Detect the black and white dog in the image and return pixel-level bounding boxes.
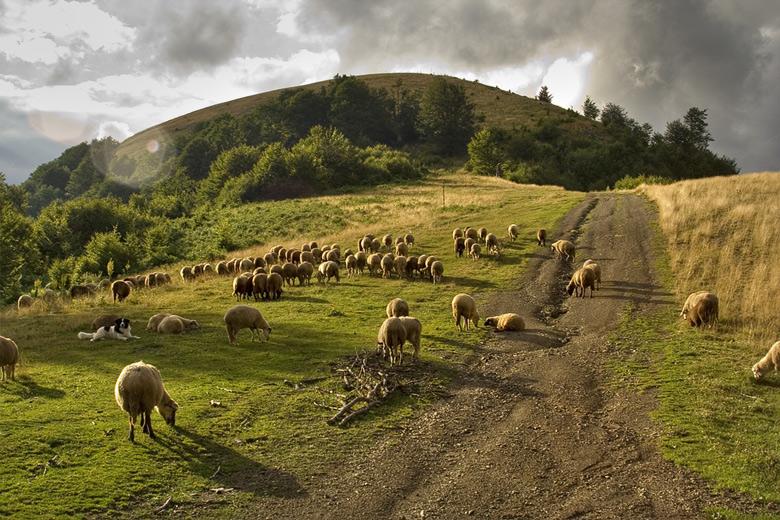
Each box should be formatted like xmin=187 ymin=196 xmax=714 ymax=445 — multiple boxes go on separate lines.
xmin=78 ymin=318 xmax=140 ymax=342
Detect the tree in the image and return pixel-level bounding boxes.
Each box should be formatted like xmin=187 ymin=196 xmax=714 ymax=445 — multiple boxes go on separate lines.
xmin=0 ymin=174 xmax=38 ymax=303
xmin=328 ymin=75 xmax=394 ymax=146
xmin=582 ymin=96 xmax=600 ymax=120
xmin=683 ymin=107 xmax=713 ymax=150
xmin=177 ymin=136 xmax=216 ymax=180
xmin=467 ymin=128 xmax=509 ymax=176
xmin=418 ymin=78 xmax=476 ymax=155
xmin=197 ymin=144 xmax=263 ymax=204
xmin=536 ymin=85 xmax=553 ymax=103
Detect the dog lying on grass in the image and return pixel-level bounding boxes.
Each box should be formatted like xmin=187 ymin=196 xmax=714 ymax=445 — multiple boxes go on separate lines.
xmin=78 ymin=318 xmax=140 ymax=342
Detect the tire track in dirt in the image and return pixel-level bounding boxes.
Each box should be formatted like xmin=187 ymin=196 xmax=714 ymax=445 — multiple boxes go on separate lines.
xmin=239 ymin=193 xmax=765 ymax=519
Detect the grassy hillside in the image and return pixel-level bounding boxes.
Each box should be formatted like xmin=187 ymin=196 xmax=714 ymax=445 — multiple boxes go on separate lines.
xmin=0 ymin=174 xmax=583 ymax=517
xmin=117 ymin=72 xmax=603 ymax=159
xmin=612 ymin=172 xmax=780 ymax=512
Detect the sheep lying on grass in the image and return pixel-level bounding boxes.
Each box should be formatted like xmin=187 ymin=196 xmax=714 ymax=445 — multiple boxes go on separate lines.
xmin=452 ymin=294 xmax=479 ymax=331
xmin=0 ymin=336 xmax=20 ymax=381
xmin=680 ymin=291 xmax=719 ymax=328
xmin=386 ymin=298 xmax=409 ymax=318
xmin=484 ymin=313 xmax=525 ymax=331
xmin=146 ymin=313 xmax=170 ymax=331
xmin=224 ymin=305 xmax=271 ymax=344
xmin=114 ymin=361 xmax=178 ymax=442
xmin=752 ymin=341 xmax=780 ymax=380
xmin=377 ymin=317 xmax=407 ymax=365
xmin=567 ymin=267 xmax=596 ymax=298
xmin=157 ymin=315 xmax=200 ymax=334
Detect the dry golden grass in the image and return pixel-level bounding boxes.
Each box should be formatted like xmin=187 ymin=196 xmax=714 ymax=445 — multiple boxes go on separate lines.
xmin=641 ymin=172 xmax=780 ymax=343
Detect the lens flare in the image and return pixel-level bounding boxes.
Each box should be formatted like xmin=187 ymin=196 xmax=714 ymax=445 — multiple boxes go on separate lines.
xmin=146 ymin=139 xmax=160 ymax=153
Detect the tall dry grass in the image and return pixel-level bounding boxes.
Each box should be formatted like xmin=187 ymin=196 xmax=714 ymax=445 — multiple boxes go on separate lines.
xmin=641 ymin=172 xmax=780 ymax=342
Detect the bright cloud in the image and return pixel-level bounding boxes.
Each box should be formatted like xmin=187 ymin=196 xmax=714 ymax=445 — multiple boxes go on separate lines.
xmin=540 ymin=51 xmax=594 ymax=108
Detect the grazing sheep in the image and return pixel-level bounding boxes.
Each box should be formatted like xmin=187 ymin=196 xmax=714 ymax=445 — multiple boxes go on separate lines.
xmin=360 ymin=236 xmax=372 ymax=252
xmin=484 ymin=313 xmax=525 ymax=331
xmin=216 ymin=261 xmax=228 ymax=275
xmin=485 ymin=233 xmax=500 ymax=256
xmin=478 ymin=227 xmax=488 ymax=240
xmin=405 ymin=255 xmax=418 ymax=279
xmin=551 ymin=239 xmax=575 ymax=261
xmin=224 ymin=305 xmax=271 ymax=344
xmin=254 ymin=257 xmax=266 ymax=269
xmin=417 ymin=254 xmax=429 ymax=272
xmin=0 ymin=336 xmax=20 ymax=381
xmin=566 ymin=268 xmax=596 ymax=298
xmin=263 ymin=253 xmax=275 ymax=266
xmin=386 ymin=298 xmax=410 ymax=318
xmin=70 ymin=284 xmax=94 ymax=299
xmin=370 ymin=238 xmax=382 ymax=253
xmin=282 ymin=262 xmax=299 ymax=286
xmin=464 ymin=237 xmax=476 ymax=253
xmin=267 ymin=272 xmax=284 ymax=300
xmin=453 ymin=228 xmax=464 ymax=240
xmin=582 ymin=260 xmax=602 ymax=289
xmin=325 ymin=249 xmax=340 ymax=264
xmin=112 ymin=281 xmax=131 ymax=303
xmin=425 ymin=255 xmax=438 ymax=270
xmin=309 ymin=241 xmax=319 ymax=250
xmin=465 ymin=227 xmax=479 ymax=240
xmin=192 ymin=264 xmax=204 ymax=277
xmin=470 ymin=243 xmax=482 ymax=260
xmin=252 ymin=273 xmax=268 ymax=300
xmin=452 ymin=294 xmax=479 ymax=332
xmin=114 ymin=361 xmax=178 ymax=442
xmin=277 ymin=249 xmax=288 ymax=264
xmin=239 ymin=258 xmax=253 ymax=272
xmin=508 ymin=224 xmax=519 ymax=241
xmin=157 ymin=315 xmax=200 ymax=334
xmin=394 ymin=256 xmax=408 ymax=278
xmin=680 ymin=291 xmax=719 ymax=328
xmin=396 ymin=242 xmax=409 ymax=257
xmin=232 ymin=276 xmax=250 ymax=301
xmin=270 ymin=264 xmax=283 ymax=276
xmin=252 ymin=267 xmax=266 ymax=276
xmin=179 ymin=266 xmax=194 ymax=282
xmin=343 ymin=248 xmax=354 ymax=258
xmin=346 ymin=255 xmax=358 ymax=277
xmin=143 ymin=313 xmax=170 ymax=331
xmin=380 ymin=254 xmax=395 ymax=278
xmin=290 ymin=250 xmax=302 ymax=264
xmin=301 ymin=243 xmax=311 ymax=252
xmin=398 ymin=317 xmax=422 ymax=361
xmin=297 ymin=261 xmax=315 ymax=286
xmin=382 ymin=234 xmax=393 ymax=250
xmin=537 ymin=229 xmax=547 ymax=246
xmin=355 ymin=251 xmax=367 ymax=275
xmin=301 ymin=251 xmax=315 ymax=264
xmin=454 ymin=237 xmax=466 ymax=257
xmin=752 ymin=341 xmax=780 ymax=380
xmin=404 ymin=233 xmax=414 ymax=246
xmin=318 ymin=261 xmax=340 ymax=284
xmin=310 ymin=248 xmax=322 ymax=263
xmin=367 ymin=253 xmax=382 ymax=276
xmin=377 ymin=317 xmax=407 ymax=365
xmin=430 ymin=260 xmax=444 ymax=284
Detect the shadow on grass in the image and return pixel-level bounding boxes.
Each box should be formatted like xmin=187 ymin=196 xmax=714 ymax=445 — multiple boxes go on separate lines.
xmin=446 ymin=276 xmax=498 ymax=288
xmin=8 ymin=378 xmax=67 ymax=399
xmin=155 ymin=427 xmax=306 ymax=498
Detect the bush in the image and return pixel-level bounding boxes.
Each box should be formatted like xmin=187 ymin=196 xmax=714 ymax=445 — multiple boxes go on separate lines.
xmin=75 ymin=229 xmax=139 ymax=278
xmin=614 ymin=174 xmax=673 ymax=190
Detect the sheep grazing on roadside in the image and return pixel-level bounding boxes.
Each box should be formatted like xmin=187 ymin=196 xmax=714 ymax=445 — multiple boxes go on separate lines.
xmin=508 ymin=224 xmax=519 ymax=241
xmin=582 ymin=260 xmax=602 ymax=289
xmin=381 ymin=254 xmax=395 ymax=279
xmin=485 ymin=233 xmax=500 ymax=256
xmin=180 ymin=266 xmax=194 ymax=282
xmin=252 ymin=273 xmax=268 ymax=300
xmin=465 ymin=227 xmax=479 ymax=240
xmin=367 ymin=253 xmax=382 ymax=276
xmin=452 ymin=294 xmax=479 ymax=331
xmin=111 ymin=281 xmax=131 ymax=303
xmin=478 ymin=227 xmax=488 ymax=240
xmin=386 ymin=297 xmax=410 ymax=318
xmin=382 ymin=234 xmax=393 ymax=250
xmin=394 ymin=256 xmax=408 ymax=278
xmin=680 ymin=291 xmax=719 ymax=328
xmin=537 ymin=229 xmax=547 ymax=247
xmin=752 ymin=341 xmax=780 ymax=380
xmin=404 ymin=233 xmax=414 ymax=246
xmin=70 ymin=284 xmax=94 ymax=299
xmin=157 ymin=315 xmax=200 ymax=334
xmin=232 ymin=276 xmax=251 ymax=301
xmin=430 ymin=260 xmax=444 ymax=284
xmin=452 ymin=228 xmax=464 ymax=240
xmin=266 ymin=272 xmax=284 ymax=300
xmin=114 ymin=361 xmax=178 ymax=442
xmin=551 ymin=239 xmax=575 ymax=261
xmin=454 ymin=237 xmax=466 ymax=257
xmin=317 ymin=261 xmax=341 ymax=284
xmin=396 ymin=242 xmax=409 ymax=257
xmin=484 ymin=313 xmax=525 ymax=331
xmin=297 ymin=261 xmax=314 ymax=285
xmin=567 ymin=267 xmax=596 ymax=298
xmin=470 ymin=243 xmax=482 ymax=260
xmin=377 ymin=317 xmax=407 ymax=365
xmin=216 ymin=261 xmax=228 ymax=275
xmin=0 ymin=336 xmax=20 ymax=381
xmin=355 ymin=252 xmax=367 ymax=275
xmin=281 ymin=262 xmax=299 ymax=286
xmin=224 ymin=305 xmax=271 ymax=344
xmin=399 ymin=317 xmax=422 ymax=361
xmin=146 ymin=313 xmax=171 ymax=331
xmin=345 ymin=255 xmax=358 ymax=277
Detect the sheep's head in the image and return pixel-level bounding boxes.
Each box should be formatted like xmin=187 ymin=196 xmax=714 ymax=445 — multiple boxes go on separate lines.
xmin=752 ymin=363 xmax=764 ymax=380
xmin=158 ymin=397 xmax=178 ymax=426
xmin=566 ymin=280 xmax=576 ymax=296
xmin=471 ymin=311 xmax=480 ymax=326
xmin=484 ymin=317 xmax=497 ymax=327
xmin=187 ymin=320 xmax=200 ymax=331
xmin=261 ymin=327 xmax=271 ymax=341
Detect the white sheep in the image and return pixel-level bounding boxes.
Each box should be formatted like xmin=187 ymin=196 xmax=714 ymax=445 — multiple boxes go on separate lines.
xmin=386 ymin=298 xmax=410 ymax=318
xmin=377 ymin=317 xmax=407 ymax=365
xmin=452 ymin=294 xmax=479 ymax=331
xmin=0 ymin=335 xmax=20 ymax=381
xmin=224 ymin=305 xmax=271 ymax=344
xmin=753 ymin=341 xmax=780 ymax=380
xmin=114 ymin=361 xmax=178 ymax=442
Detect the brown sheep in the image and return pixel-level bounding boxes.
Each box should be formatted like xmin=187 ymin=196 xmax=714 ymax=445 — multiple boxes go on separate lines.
xmin=270 ymin=264 xmax=284 ymax=276
xmin=281 ymin=262 xmax=299 ymax=286
xmin=317 ymin=261 xmax=340 ymax=284
xmin=582 ymin=260 xmax=602 ymax=290
xmin=0 ymin=335 xmax=20 ymax=381
xmin=386 ymin=298 xmax=410 ymax=318
xmin=452 ymin=294 xmax=479 ymax=331
xmin=393 ymin=256 xmax=408 ymax=278
xmin=484 ymin=313 xmax=525 ymax=331
xmin=297 ymin=261 xmax=315 ymax=285
xmin=377 ymin=317 xmax=407 ymax=365
xmin=346 ymin=254 xmax=358 ymax=277
xmin=485 ymin=233 xmax=500 ymax=256
xmin=192 ymin=264 xmax=204 ymax=277
xmin=367 ymin=253 xmax=382 ymax=276
xmin=537 ymin=229 xmax=547 ymax=246
xmin=454 ymin=237 xmax=466 ymax=257
xmin=566 ymin=267 xmax=596 ymax=298
xmin=478 ymin=227 xmax=488 ymax=240
xmin=404 ymin=233 xmax=414 ymax=246
xmin=452 ymin=228 xmax=464 ymax=240
xmin=224 ymin=305 xmax=271 ymax=344
xmin=359 ymin=236 xmax=372 ymax=252
xmin=680 ymin=291 xmax=719 ymax=328
xmin=232 ymin=276 xmax=251 ymax=301
xmin=508 ymin=224 xmax=519 ymax=241
xmin=381 ymin=254 xmax=395 ymax=278
xmin=111 ymin=280 xmax=131 ymax=303
xmin=267 ymin=272 xmax=284 ymax=300
xmin=551 ymin=239 xmax=575 ymax=261
xmin=465 ymin=227 xmax=479 ymax=240
xmin=395 ymin=242 xmax=409 ymax=257
xmin=216 ymin=261 xmax=229 ymax=275
xmin=252 ymin=273 xmax=268 ymax=300
xmin=752 ymin=341 xmax=780 ymax=380
xmin=70 ymin=284 xmax=95 ymax=299
xmin=405 ymin=255 xmax=418 ymax=279
xmin=114 ymin=361 xmax=178 ymax=442
xmin=430 ymin=260 xmax=444 ymax=284
xmin=355 ymin=251 xmax=367 ymax=275
xmin=146 ymin=313 xmax=171 ymax=331
xmin=382 ymin=234 xmax=393 ymax=250
xmin=370 ymin=238 xmax=382 ymax=253
xmin=180 ymin=266 xmax=194 ymax=282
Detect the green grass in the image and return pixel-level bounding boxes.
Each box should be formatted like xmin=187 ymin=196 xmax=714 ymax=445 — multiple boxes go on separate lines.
xmin=608 ymin=207 xmax=780 ymax=516
xmin=0 ymin=173 xmax=583 ymax=517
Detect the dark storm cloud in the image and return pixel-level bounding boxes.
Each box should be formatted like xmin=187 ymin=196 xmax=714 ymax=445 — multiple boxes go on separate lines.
xmin=0 ymin=100 xmax=66 ymax=184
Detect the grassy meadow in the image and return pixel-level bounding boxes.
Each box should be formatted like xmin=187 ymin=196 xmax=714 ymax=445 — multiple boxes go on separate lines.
xmin=0 ymin=173 xmax=583 ymax=517
xmin=612 ymin=173 xmax=780 ymax=514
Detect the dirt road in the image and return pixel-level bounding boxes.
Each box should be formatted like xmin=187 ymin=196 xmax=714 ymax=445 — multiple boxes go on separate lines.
xmin=241 ymin=193 xmax=747 ymax=519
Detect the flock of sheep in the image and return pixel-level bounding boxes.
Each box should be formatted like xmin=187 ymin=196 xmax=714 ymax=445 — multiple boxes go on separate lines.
xmin=2 ymin=221 xmax=779 ymax=444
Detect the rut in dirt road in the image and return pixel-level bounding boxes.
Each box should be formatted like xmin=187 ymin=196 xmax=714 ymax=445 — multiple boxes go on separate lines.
xmin=242 ymin=193 xmax=753 ymax=520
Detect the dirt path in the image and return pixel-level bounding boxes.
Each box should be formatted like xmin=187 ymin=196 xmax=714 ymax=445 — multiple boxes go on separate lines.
xmin=240 ymin=193 xmax=747 ymax=519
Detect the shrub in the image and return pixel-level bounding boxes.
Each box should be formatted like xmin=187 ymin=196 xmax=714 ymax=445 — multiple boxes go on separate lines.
xmin=614 ymin=174 xmax=673 ymax=190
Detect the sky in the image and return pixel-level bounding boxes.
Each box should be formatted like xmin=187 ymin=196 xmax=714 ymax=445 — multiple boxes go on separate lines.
xmin=0 ymin=0 xmax=779 ymax=183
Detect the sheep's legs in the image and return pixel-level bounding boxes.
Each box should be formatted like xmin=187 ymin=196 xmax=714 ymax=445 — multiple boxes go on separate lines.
xmin=145 ymin=411 xmax=156 ymax=439
xmin=128 ymin=415 xmax=136 ymax=442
